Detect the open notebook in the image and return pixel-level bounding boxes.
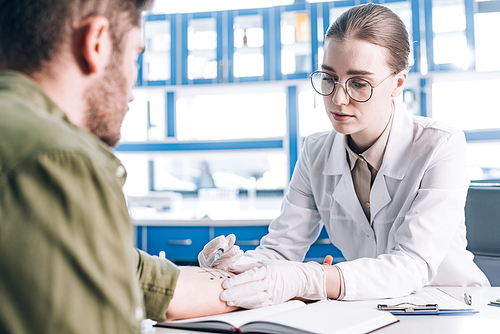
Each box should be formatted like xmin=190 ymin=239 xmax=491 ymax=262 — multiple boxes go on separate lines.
xmin=156 ymin=299 xmax=398 ymax=334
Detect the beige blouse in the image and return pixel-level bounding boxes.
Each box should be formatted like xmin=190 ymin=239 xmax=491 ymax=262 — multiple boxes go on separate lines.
xmin=345 ymin=111 xmax=394 ymax=221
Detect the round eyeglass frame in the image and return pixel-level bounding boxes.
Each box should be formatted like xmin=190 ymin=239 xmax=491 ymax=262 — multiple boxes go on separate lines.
xmin=309 ymin=70 xmax=395 ymax=103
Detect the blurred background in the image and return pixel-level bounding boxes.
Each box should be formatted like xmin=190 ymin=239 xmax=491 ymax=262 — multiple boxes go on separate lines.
xmin=115 ymin=0 xmax=500 ymax=263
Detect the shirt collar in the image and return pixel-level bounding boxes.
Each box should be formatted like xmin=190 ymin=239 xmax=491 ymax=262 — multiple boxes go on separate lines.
xmin=0 ymin=70 xmax=69 ymax=122
xmin=345 ymin=106 xmax=394 ymax=172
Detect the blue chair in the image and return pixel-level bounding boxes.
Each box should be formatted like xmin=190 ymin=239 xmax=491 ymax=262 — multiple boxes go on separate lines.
xmin=465 ymin=184 xmax=500 ymax=286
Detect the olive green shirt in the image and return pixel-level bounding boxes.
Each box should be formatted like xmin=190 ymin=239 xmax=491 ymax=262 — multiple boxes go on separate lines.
xmin=0 ymin=70 xmax=179 ymax=333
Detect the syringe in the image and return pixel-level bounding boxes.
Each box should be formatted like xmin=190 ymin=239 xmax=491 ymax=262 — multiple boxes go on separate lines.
xmin=210 ymin=247 xmax=225 ymax=267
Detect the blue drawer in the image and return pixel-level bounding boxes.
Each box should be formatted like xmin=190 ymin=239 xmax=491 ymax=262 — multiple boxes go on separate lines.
xmin=144 ymin=226 xmax=210 ymax=262
xmin=214 ymin=226 xmax=345 ymax=263
xmin=214 ymin=226 xmax=269 ymax=252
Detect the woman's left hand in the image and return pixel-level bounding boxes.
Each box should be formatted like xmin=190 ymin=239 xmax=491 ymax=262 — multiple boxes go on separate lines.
xmin=220 ymin=260 xmax=327 ymax=309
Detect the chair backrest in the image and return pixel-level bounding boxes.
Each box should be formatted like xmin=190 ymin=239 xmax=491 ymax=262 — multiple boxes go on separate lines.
xmin=465 ymin=184 xmax=500 ymax=286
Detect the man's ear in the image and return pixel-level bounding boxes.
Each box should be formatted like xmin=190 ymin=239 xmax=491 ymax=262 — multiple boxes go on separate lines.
xmin=391 ymin=70 xmax=408 ymax=98
xmin=79 ymin=16 xmax=112 ymax=75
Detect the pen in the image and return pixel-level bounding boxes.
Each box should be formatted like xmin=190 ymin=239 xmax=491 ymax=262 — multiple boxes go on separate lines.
xmin=488 ymin=300 xmax=500 ymax=307
xmin=464 ymin=293 xmax=472 ymax=305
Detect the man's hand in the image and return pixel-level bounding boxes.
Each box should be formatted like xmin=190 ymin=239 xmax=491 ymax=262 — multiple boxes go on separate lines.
xmin=220 ymin=260 xmax=327 ymax=309
xmin=198 ymin=234 xmax=243 ymax=271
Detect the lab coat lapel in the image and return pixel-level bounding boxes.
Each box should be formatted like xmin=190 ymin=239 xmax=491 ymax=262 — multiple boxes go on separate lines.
xmin=379 ymin=107 xmax=413 ymax=180
xmin=370 ymin=174 xmax=391 ymax=223
xmin=325 ymin=133 xmax=374 ymax=238
xmin=370 ymin=108 xmax=414 ymax=220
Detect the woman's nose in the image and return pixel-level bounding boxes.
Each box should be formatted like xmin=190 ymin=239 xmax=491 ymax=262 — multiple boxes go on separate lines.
xmin=332 ymin=83 xmax=349 ymax=105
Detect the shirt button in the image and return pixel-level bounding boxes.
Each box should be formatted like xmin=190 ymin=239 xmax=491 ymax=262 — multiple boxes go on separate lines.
xmin=365 ymin=202 xmax=370 ymax=208
xmin=116 ymin=165 xmax=126 ymax=178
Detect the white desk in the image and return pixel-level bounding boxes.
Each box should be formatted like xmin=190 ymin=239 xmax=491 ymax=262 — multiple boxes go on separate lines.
xmin=145 ymin=287 xmax=500 ymax=334
xmin=375 ymin=287 xmax=500 ymax=333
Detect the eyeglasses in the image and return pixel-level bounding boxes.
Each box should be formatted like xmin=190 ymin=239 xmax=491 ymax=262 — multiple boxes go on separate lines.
xmin=310 ymin=71 xmax=395 ymax=103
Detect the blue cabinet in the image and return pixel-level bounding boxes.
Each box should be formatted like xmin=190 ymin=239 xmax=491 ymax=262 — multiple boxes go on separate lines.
xmin=181 ymin=12 xmax=221 ymax=84
xmin=228 ymin=9 xmax=272 ymax=83
xmin=180 ymin=9 xmax=273 ymax=85
xmin=214 ymin=225 xmax=270 ymax=252
xmin=143 ymin=226 xmax=211 ymax=264
xmin=140 ymin=14 xmax=177 ymax=86
xmin=138 ymin=1 xmax=418 ymax=87
xmin=138 ymin=2 xmax=328 ymax=87
xmin=275 ymin=3 xmax=318 ymax=80
xmin=136 ymin=224 xmax=345 ymax=265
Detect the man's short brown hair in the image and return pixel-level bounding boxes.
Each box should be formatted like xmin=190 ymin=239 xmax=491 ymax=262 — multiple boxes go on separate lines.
xmin=0 ymin=0 xmax=154 ymax=74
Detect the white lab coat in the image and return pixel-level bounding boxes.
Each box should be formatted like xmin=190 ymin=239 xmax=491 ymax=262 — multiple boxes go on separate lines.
xmin=245 ymin=107 xmax=490 ymax=300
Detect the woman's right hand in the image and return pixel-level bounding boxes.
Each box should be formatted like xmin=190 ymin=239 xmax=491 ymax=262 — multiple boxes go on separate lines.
xmin=198 ymin=234 xmax=243 ymax=271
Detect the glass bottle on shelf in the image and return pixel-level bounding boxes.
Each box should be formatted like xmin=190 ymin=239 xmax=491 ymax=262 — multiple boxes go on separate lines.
xmin=280 ymin=9 xmax=312 ymax=78
xmin=233 ymin=14 xmax=265 ymax=79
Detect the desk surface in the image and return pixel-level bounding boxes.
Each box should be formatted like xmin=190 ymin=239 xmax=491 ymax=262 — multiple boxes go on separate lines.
xmin=143 ymin=287 xmax=500 ymax=334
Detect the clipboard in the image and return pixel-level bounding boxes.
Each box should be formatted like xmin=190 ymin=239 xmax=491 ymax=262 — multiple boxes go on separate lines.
xmin=375 ymin=288 xmax=479 ymax=315
xmin=377 ymin=302 xmax=478 ymax=315
xmin=378 ymin=303 xmax=438 ymax=313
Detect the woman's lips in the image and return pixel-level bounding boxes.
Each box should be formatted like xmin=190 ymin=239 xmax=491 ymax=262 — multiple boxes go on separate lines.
xmin=331 ymin=111 xmax=354 ymax=122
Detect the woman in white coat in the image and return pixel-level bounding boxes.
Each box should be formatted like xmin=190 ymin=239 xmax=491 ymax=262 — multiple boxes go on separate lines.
xmin=198 ymin=3 xmax=490 ymax=308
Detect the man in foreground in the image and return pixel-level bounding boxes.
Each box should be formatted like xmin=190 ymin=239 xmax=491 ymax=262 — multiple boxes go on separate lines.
xmin=0 ymin=1 xmax=235 ymax=333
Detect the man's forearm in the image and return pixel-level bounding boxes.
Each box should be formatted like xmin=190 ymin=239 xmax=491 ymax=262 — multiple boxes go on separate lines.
xmin=166 ymin=266 xmax=238 ymax=321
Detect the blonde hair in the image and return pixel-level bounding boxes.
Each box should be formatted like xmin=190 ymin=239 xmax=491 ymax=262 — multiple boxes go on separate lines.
xmin=326 ymin=3 xmax=410 ymax=73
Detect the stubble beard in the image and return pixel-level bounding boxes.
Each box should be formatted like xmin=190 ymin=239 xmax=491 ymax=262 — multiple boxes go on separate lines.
xmin=83 ymin=51 xmax=129 ymax=147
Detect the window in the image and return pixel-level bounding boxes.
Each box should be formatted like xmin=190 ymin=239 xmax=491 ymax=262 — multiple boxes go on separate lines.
xmin=431 ymin=78 xmax=500 ymax=131
xmin=121 ymin=88 xmax=166 ymax=142
xmin=467 ymin=141 xmax=500 ymax=180
xmin=117 ymin=151 xmax=286 ymax=219
xmin=474 ymin=11 xmax=500 ymax=72
xmin=431 ymin=0 xmax=470 ymax=69
xmin=175 ymin=85 xmax=287 ymax=141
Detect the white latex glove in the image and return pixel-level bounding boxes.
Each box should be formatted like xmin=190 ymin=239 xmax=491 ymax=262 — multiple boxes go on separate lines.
xmin=220 ymin=260 xmax=327 ymax=309
xmin=198 ymin=234 xmax=243 ymax=270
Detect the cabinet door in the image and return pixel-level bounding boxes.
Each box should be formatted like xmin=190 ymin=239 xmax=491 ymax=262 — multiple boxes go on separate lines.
xmin=214 ymin=226 xmax=269 ymax=252
xmin=229 ymin=8 xmax=271 ymax=83
xmin=140 ymin=14 xmax=176 ymax=86
xmin=182 ymin=12 xmax=221 ymax=84
xmin=144 ymin=226 xmax=210 ymax=263
xmin=276 ymin=3 xmax=317 ymax=80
